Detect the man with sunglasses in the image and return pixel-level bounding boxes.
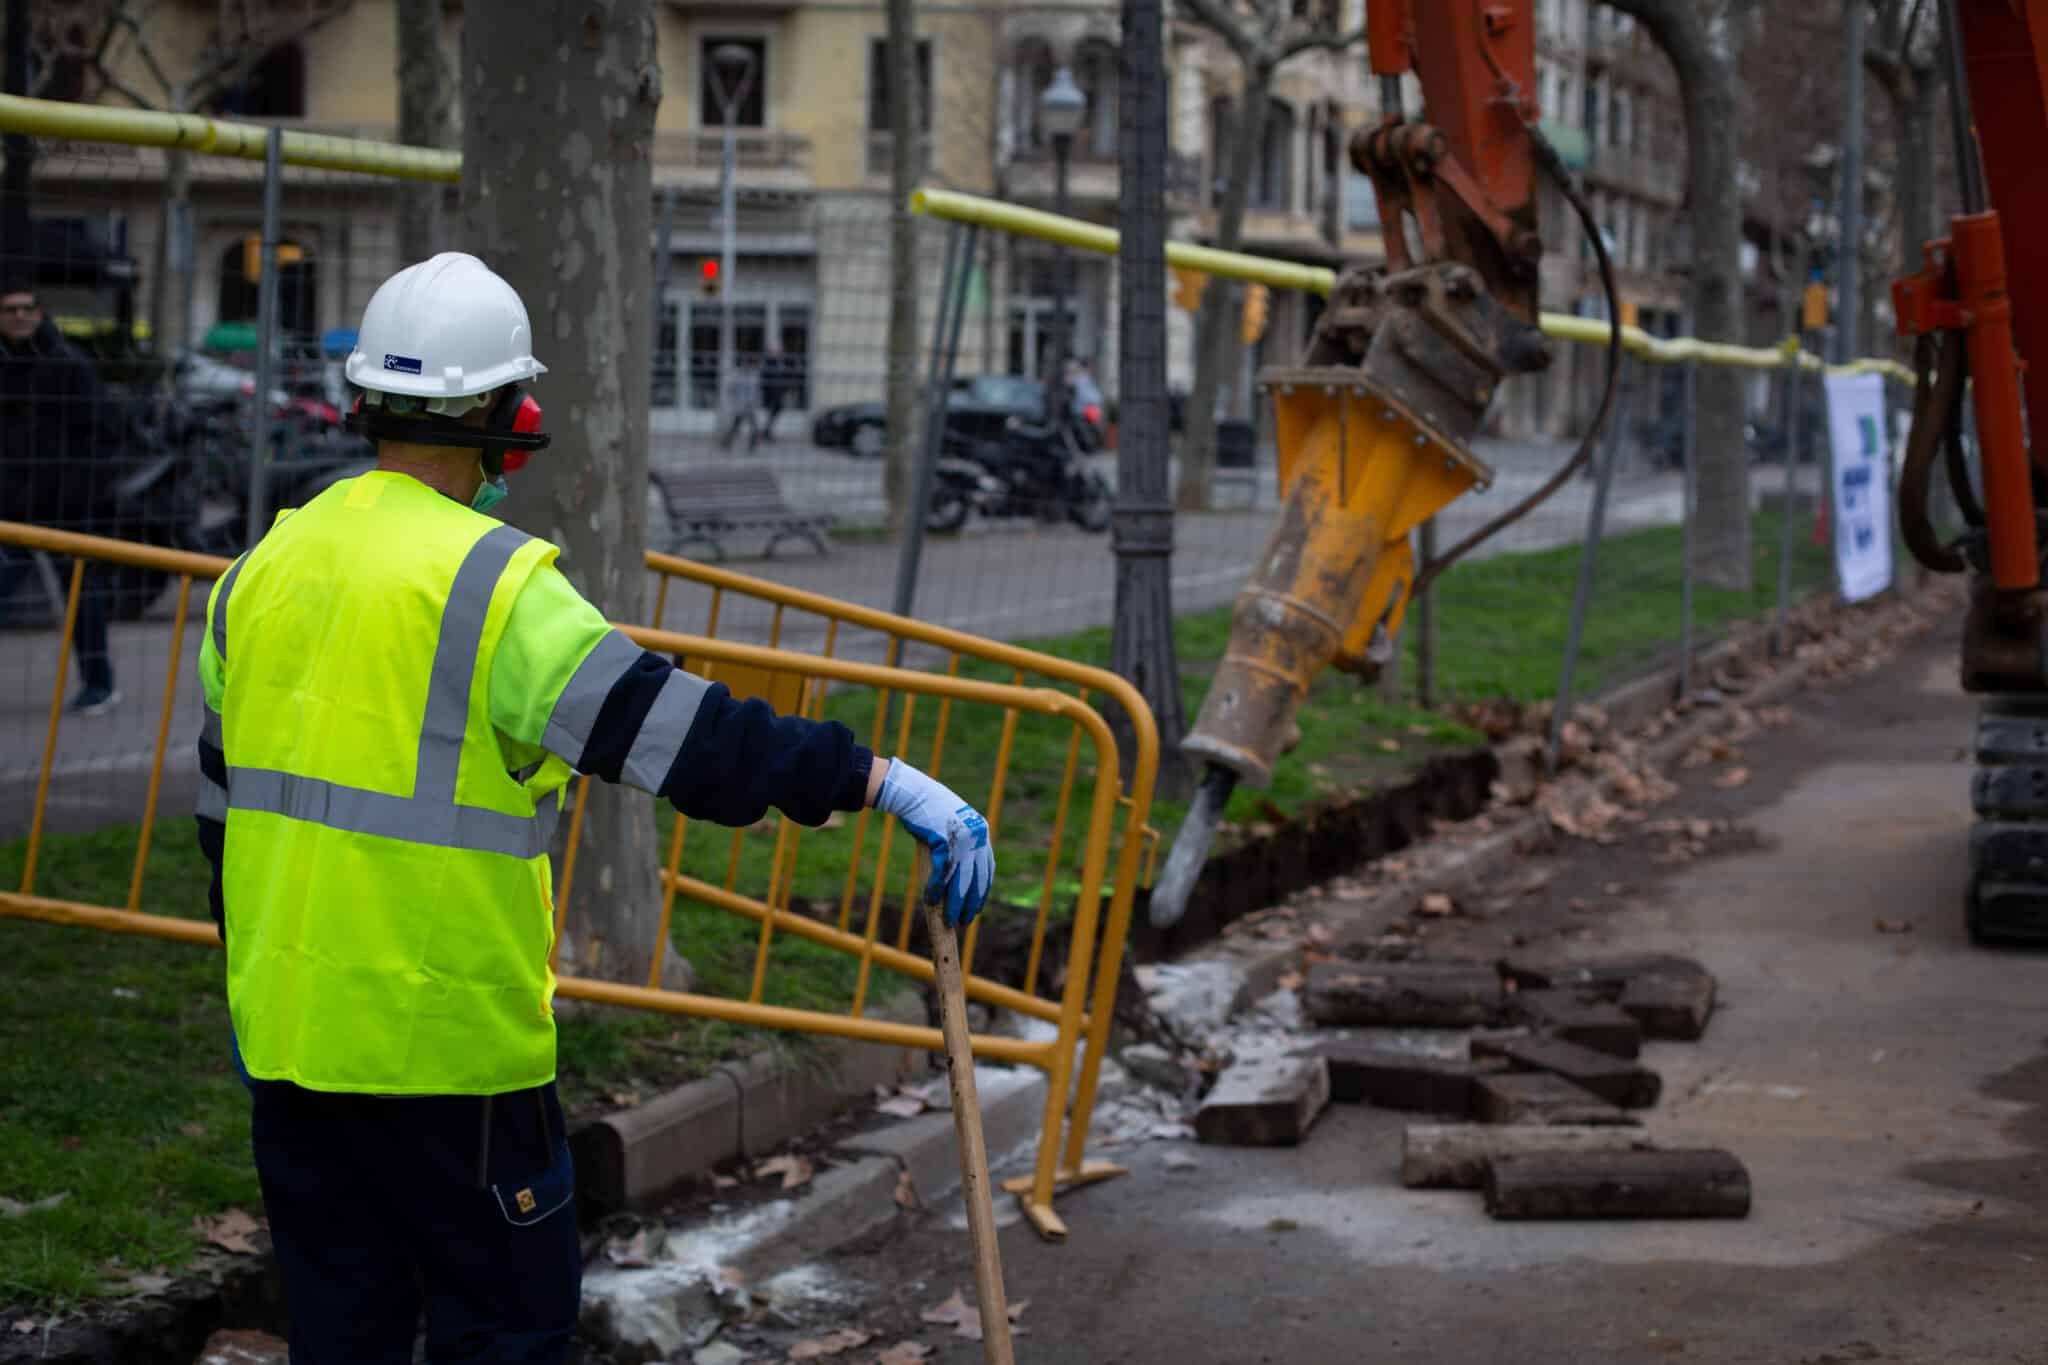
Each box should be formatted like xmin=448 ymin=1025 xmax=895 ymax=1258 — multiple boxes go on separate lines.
xmin=193 ymin=253 xmax=995 ymax=1362
xmin=0 ymin=279 xmax=119 ymax=712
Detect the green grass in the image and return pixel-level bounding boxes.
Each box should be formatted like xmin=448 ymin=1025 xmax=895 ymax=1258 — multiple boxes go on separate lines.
xmin=0 ymin=510 xmax=1833 ymax=1310
xmin=1419 ymin=508 xmax=1834 ymax=703
xmin=0 ymin=831 xmax=259 ymax=1311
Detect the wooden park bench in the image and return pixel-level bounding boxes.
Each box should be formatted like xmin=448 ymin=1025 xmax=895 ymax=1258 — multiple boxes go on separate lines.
xmin=648 ymin=463 xmax=833 ymax=562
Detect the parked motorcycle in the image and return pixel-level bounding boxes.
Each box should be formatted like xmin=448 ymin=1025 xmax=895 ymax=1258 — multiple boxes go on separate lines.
xmin=925 ymin=417 xmax=1112 ymax=534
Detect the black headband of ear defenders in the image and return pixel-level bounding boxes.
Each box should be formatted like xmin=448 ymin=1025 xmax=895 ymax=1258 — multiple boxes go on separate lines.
xmin=345 ymin=384 xmax=552 ymax=478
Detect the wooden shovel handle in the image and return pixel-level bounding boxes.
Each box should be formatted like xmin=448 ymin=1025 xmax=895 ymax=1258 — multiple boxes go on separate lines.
xmin=921 ymin=865 xmax=1016 ymax=1364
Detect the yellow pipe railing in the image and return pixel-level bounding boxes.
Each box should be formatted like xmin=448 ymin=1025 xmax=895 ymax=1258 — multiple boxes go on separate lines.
xmin=911 ymin=186 xmax=1917 ymax=383
xmin=0 ymin=93 xmax=459 ymax=182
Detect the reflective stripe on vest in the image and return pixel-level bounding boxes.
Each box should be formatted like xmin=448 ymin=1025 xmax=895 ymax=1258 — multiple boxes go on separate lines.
xmin=217 ymin=523 xmax=561 ymax=857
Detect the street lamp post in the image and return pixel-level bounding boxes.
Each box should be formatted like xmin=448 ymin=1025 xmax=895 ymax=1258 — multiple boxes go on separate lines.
xmin=1038 ymin=66 xmax=1086 ymax=431
xmin=708 ymin=44 xmax=758 ymax=435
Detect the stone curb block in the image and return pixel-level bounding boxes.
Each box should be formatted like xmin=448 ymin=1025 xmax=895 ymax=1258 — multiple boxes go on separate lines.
xmin=841 ymin=1065 xmax=1051 ymax=1210
xmin=730 ymin=1155 xmax=904 ymax=1282
xmin=571 ymin=992 xmax=927 ymax=1213
xmin=1169 ymin=583 xmax=1948 ymax=1007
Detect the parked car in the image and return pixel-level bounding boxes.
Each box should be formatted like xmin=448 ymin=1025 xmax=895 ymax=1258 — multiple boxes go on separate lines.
xmin=812 ymin=374 xmax=1104 ymax=456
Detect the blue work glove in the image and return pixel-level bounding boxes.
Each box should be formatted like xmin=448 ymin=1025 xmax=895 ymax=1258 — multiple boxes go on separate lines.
xmin=874 ymin=758 xmax=995 ymax=930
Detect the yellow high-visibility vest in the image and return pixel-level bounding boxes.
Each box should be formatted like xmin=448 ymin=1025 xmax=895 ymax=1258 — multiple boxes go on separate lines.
xmin=205 ymin=472 xmax=577 ymax=1095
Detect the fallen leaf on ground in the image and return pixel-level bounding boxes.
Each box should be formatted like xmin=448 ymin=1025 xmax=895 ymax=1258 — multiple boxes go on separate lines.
xmin=893 ymin=1170 xmax=917 ymax=1210
xmin=11 ymin=1320 xmax=37 ymax=1336
xmin=605 ymin=1090 xmax=642 ymax=1109
xmin=1303 ymin=923 xmax=1334 ymax=948
xmin=1377 ymin=738 xmax=1401 ymax=752
xmin=196 ymin=1208 xmax=262 ymax=1255
xmin=0 ymin=1193 xmax=68 ymax=1218
xmin=712 ymin=1174 xmax=738 ymax=1190
xmin=180 ymin=1122 xmax=208 ymax=1139
xmin=755 ymin=1154 xmax=815 ymax=1191
xmin=59 ymin=1136 xmax=82 ymax=1151
xmin=1874 ymin=918 xmax=1915 ymax=935
xmin=1275 ymin=970 xmax=1304 ymax=992
xmin=1417 ymin=892 xmax=1454 ymax=917
xmin=875 ymin=1095 xmax=925 ymax=1119
xmin=604 ymin=1228 xmax=655 ymax=1268
xmin=789 ymin=1328 xmax=873 ymax=1359
xmin=122 ymin=1271 xmax=175 ymax=1296
xmin=873 ymin=1344 xmax=934 ymax=1364
xmin=1712 ymin=766 xmax=1752 ymax=789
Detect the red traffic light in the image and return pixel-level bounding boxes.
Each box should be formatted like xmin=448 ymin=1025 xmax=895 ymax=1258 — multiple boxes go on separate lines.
xmin=699 ymin=259 xmax=720 ymax=281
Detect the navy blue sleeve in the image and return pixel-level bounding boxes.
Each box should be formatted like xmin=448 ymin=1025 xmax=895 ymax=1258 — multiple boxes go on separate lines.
xmin=196 ymin=730 xmax=227 ymax=943
xmin=660 ymin=680 xmax=875 ymax=828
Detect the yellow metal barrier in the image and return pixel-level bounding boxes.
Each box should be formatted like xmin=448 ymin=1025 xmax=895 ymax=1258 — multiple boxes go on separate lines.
xmin=0 ymin=93 xmax=458 ymax=182
xmin=911 ymin=186 xmax=1916 ymax=383
xmin=0 ymin=521 xmax=1158 ymax=1241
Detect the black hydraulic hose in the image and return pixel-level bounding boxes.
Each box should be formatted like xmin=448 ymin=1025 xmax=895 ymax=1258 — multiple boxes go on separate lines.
xmin=1899 ymin=331 xmax=1971 ymax=573
xmin=1409 ymin=120 xmax=1624 ymax=600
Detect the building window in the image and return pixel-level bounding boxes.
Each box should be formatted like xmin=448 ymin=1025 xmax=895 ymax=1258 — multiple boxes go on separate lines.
xmin=1345 ymin=169 xmax=1380 ymax=232
xmin=1254 ymin=99 xmax=1295 ymax=210
xmin=867 ymin=38 xmax=932 ymax=133
xmin=205 ymin=42 xmax=306 ymax=119
xmin=700 ymin=36 xmax=767 ymax=127
xmin=1075 ymin=39 xmax=1119 ymax=158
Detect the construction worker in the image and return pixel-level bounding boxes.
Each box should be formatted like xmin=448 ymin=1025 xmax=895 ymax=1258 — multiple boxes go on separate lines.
xmin=193 ymin=252 xmax=994 ymax=1363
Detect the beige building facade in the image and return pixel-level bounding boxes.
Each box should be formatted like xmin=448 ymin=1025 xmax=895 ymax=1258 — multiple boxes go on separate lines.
xmin=24 ymin=0 xmax=1680 ymax=442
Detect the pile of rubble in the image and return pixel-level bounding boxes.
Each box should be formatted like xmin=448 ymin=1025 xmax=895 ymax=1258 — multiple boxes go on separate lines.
xmin=1183 ymin=952 xmax=1753 ymax=1220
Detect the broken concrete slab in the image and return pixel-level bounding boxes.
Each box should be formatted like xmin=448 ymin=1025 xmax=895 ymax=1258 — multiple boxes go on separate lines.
xmin=579 ymin=1260 xmax=723 ymax=1363
xmin=1120 ymin=1042 xmax=1194 ymax=1096
xmin=1195 ymin=1053 xmax=1332 ymax=1146
xmin=195 ymin=1331 xmax=289 ymax=1365
xmin=1619 ymin=967 xmax=1717 ymax=1040
xmin=1497 ymin=953 xmax=1703 ymax=1000
xmin=843 ymin=1065 xmax=1047 ymax=1210
xmin=1506 ymin=989 xmax=1643 ymax=1059
xmin=1400 ymin=1123 xmax=1657 ymax=1189
xmin=1471 ymin=1071 xmax=1622 ymax=1125
xmin=1303 ymin=961 xmax=1503 ymax=1028
xmin=1134 ymin=959 xmax=1245 ymax=1044
xmin=1469 ymin=1034 xmax=1662 ymax=1109
xmin=1483 ymin=1148 xmax=1752 ymax=1220
xmin=1309 ymin=1041 xmax=1508 ymax=1115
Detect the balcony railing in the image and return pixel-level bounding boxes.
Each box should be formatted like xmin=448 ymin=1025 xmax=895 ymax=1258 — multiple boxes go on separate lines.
xmin=653 ymin=129 xmax=812 ymax=175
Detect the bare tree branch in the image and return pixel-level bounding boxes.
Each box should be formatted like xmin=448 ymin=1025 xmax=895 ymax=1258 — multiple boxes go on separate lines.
xmin=1176 ymin=0 xmax=1257 ymax=61
xmin=188 ymin=0 xmax=351 ymax=106
xmin=112 ymin=11 xmax=179 ymax=106
xmin=1275 ymin=20 xmax=1363 ymax=63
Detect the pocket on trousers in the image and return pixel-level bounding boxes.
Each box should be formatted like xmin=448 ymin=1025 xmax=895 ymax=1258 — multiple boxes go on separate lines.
xmin=490 ymin=1138 xmax=574 ymax=1228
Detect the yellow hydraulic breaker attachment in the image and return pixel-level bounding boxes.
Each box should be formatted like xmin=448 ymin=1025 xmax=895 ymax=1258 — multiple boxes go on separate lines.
xmin=1185 ymin=370 xmax=1490 ymax=789
xmin=1148 ymin=260 xmax=1549 ymax=932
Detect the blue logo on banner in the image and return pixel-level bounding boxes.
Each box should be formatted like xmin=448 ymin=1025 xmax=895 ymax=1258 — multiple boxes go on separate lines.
xmin=383 ymin=354 xmax=423 ymax=375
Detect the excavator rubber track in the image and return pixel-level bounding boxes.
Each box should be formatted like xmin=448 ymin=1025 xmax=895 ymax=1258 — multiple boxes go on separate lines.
xmin=1967 ymin=696 xmax=2048 ymax=944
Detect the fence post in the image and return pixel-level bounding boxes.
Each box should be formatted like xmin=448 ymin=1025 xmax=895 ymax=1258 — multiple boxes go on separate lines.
xmin=891 ymin=220 xmax=977 ymax=619
xmin=246 ymin=127 xmax=283 ymax=548
xmin=1677 ymin=355 xmax=1698 ymax=697
xmin=1415 ymin=517 xmax=1437 ymax=708
xmin=1547 ymin=356 xmax=1634 ymax=776
xmin=1773 ymin=338 xmax=1806 ymax=656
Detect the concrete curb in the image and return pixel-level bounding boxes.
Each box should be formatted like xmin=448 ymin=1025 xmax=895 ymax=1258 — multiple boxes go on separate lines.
xmin=841 ymin=1064 xmax=1051 ymax=1209
xmin=570 ymin=991 xmax=928 ymax=1213
xmin=1179 ymin=582 xmax=1954 ymax=1010
xmin=578 ymin=1062 xmax=1052 ymax=1359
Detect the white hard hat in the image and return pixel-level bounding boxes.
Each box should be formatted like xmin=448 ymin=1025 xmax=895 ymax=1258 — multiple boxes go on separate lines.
xmin=344 ymin=252 xmax=546 ymax=400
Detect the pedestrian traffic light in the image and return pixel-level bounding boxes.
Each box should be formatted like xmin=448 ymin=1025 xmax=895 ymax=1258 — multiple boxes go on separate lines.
xmin=698 ymin=258 xmax=721 ymax=298
xmin=1240 ymin=282 xmax=1270 ymax=346
xmin=1171 ymin=266 xmax=1208 ymax=313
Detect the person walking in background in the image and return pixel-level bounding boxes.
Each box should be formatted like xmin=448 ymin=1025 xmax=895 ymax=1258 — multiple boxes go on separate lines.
xmin=0 ymin=278 xmax=119 ymax=714
xmin=722 ymin=355 xmax=763 ymax=452
xmin=760 ymin=340 xmax=790 ymax=443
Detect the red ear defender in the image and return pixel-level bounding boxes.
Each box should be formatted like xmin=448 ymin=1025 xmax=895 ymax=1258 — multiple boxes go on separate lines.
xmin=502 ymin=394 xmax=544 ymax=471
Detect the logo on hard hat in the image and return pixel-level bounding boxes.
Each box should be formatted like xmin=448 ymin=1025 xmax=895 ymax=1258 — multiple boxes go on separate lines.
xmin=382 ymin=354 xmax=423 ymax=375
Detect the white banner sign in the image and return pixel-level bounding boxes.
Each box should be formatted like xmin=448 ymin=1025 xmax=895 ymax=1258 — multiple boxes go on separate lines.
xmin=1822 ymin=371 xmax=1895 ymax=603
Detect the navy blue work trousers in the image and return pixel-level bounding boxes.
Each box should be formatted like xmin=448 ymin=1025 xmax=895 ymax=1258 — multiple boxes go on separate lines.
xmin=244 ymin=1070 xmax=583 ymax=1364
